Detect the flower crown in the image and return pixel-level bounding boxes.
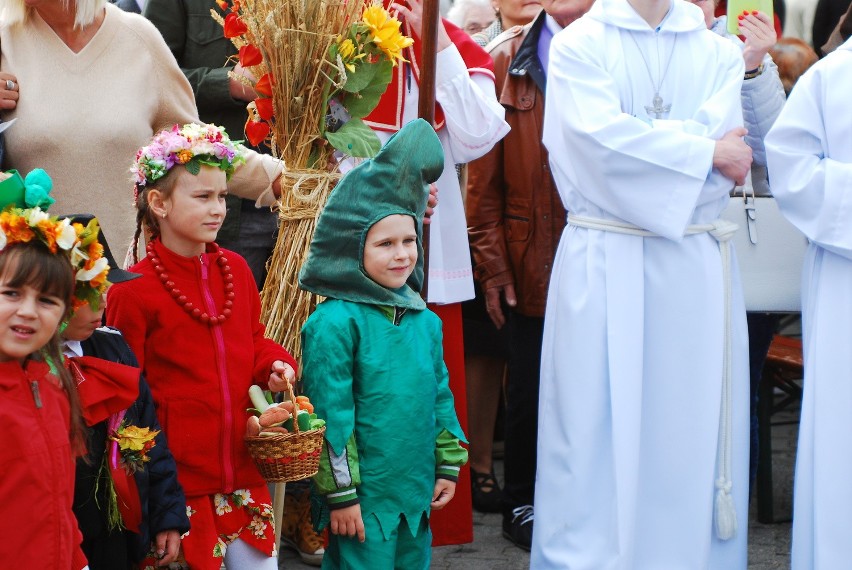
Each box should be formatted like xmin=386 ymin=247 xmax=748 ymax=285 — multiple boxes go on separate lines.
xmin=0 ymin=207 xmax=110 ymax=311
xmin=131 ymin=123 xmax=247 ymax=190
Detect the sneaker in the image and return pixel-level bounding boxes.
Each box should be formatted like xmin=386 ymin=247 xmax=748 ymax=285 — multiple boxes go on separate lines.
xmin=502 ymin=504 xmax=534 ymax=551
xmin=281 ymin=490 xmax=325 ymax=566
xmin=471 ymin=468 xmax=503 ymax=513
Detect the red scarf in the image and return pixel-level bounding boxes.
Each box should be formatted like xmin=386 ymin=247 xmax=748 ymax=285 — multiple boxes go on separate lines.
xmin=68 ymin=356 xmax=140 ymax=427
xmin=68 ymin=356 xmax=144 ymax=532
xmin=364 ymin=16 xmax=495 ymax=132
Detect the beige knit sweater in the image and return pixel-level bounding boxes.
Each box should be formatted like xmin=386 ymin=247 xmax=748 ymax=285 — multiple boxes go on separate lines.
xmin=0 ymin=3 xmax=281 ymax=255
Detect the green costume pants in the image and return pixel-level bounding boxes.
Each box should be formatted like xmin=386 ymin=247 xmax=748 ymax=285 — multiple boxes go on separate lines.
xmin=322 ymin=512 xmax=431 ymax=570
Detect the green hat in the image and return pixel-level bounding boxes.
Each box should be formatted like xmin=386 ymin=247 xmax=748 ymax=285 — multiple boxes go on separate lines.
xmin=0 ymin=169 xmax=54 ymax=211
xmin=299 ymin=119 xmax=444 ymax=309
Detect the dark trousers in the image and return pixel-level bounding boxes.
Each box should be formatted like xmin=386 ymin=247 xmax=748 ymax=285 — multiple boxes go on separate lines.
xmin=502 ymin=311 xmax=544 ymax=517
xmin=747 ymin=312 xmax=780 ymax=493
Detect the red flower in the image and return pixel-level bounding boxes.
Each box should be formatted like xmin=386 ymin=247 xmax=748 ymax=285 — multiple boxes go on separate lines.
xmin=239 ymin=44 xmax=263 ymax=67
xmin=255 ymin=97 xmax=274 ymax=120
xmin=254 ymin=73 xmax=275 ymax=97
xmin=215 ymin=0 xmax=229 ymax=10
xmin=245 ymin=120 xmax=270 ymax=146
xmin=223 ymin=13 xmax=248 ymax=38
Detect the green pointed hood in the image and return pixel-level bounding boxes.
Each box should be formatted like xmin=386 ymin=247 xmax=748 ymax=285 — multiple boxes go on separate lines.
xmin=299 ymin=119 xmax=444 ymax=309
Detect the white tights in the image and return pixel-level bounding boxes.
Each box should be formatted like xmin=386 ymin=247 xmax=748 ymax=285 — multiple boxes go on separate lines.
xmin=223 ymin=538 xmax=278 ymax=570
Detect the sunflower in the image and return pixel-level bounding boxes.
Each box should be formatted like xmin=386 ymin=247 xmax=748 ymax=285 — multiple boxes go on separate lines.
xmin=361 ymin=4 xmax=414 ymax=65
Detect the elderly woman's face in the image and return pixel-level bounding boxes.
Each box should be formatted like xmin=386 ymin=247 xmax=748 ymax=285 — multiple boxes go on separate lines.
xmin=463 ymin=3 xmax=497 ymax=34
xmin=493 ymin=0 xmax=542 ymax=27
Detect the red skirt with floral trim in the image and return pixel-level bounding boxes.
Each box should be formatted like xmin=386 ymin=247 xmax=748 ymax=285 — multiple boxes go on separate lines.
xmin=164 ymin=485 xmax=276 ymax=570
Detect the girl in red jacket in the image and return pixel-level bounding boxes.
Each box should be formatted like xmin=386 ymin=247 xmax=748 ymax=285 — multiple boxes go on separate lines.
xmin=0 ymin=209 xmax=90 ymax=570
xmin=106 ymin=124 xmax=297 ymax=570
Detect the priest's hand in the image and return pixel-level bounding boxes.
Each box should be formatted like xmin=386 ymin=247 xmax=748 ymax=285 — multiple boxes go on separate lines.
xmin=738 ymin=11 xmax=777 ymax=72
xmin=391 ymin=0 xmax=452 ymax=51
xmin=153 ymin=529 xmax=180 ymax=567
xmin=713 ymin=127 xmax=752 ymax=186
xmin=268 ymin=360 xmax=296 ymax=392
xmin=431 ymin=478 xmax=457 ymax=510
xmin=485 ymin=283 xmax=517 ymax=330
xmin=330 ymin=504 xmax=366 ymax=542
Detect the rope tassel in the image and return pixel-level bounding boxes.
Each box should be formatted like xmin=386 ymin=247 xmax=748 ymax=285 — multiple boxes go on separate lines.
xmin=715 ymin=478 xmax=737 ymax=540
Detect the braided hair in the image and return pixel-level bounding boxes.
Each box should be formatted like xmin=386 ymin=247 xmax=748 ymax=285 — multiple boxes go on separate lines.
xmin=130 ymin=167 xmax=181 ymax=265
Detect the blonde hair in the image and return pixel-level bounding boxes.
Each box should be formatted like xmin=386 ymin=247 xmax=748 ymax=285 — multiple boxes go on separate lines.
xmin=0 ymin=0 xmax=107 ymax=29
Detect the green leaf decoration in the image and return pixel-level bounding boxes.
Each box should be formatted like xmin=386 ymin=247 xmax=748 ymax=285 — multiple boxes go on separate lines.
xmin=325 ymin=118 xmax=381 ymax=158
xmin=341 ymin=58 xmax=381 ymax=93
xmin=184 ymin=159 xmax=201 ymax=176
xmin=343 ymin=60 xmax=393 ymax=119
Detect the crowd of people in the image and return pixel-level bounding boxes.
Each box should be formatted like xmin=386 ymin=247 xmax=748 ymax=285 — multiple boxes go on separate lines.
xmin=1 ymin=0 xmax=851 ymax=568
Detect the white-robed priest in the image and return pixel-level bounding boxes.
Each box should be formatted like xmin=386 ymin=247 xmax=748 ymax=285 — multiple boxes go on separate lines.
xmin=765 ymin=37 xmax=852 ymax=570
xmin=532 ymin=0 xmax=754 ymax=567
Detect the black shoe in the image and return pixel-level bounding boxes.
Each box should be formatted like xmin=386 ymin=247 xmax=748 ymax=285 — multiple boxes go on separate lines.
xmin=471 ymin=468 xmax=503 ymax=513
xmin=502 ymin=505 xmax=534 ymax=551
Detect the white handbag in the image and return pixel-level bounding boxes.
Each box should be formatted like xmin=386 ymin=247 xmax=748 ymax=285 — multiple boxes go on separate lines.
xmin=721 ymin=171 xmax=808 ymax=312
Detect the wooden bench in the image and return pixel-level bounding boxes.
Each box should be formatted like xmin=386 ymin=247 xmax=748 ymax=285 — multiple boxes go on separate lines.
xmin=756 ymin=334 xmax=804 ymax=523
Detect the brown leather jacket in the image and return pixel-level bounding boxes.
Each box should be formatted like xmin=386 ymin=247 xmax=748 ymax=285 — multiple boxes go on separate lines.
xmin=466 ymin=13 xmax=565 ymax=318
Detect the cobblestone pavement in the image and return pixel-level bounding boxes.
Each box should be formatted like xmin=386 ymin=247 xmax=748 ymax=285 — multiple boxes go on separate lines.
xmin=281 ymin=403 xmax=800 ymax=570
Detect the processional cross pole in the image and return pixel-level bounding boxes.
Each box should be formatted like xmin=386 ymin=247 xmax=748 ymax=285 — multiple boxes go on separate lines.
xmin=417 ymin=0 xmax=439 ymax=299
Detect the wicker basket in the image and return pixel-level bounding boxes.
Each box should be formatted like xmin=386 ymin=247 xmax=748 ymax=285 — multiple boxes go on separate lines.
xmin=245 ymin=387 xmax=325 ymax=482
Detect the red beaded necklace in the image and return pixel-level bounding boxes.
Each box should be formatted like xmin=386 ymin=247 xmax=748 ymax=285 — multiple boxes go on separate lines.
xmin=147 ymin=241 xmax=235 ymax=326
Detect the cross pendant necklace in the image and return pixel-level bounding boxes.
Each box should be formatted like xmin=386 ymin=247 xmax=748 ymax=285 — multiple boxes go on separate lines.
xmin=646 ymin=94 xmax=671 ymax=119
xmin=627 ymin=31 xmax=678 ymax=119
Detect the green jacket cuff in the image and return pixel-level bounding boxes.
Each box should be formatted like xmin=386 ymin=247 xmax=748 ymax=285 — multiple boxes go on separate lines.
xmin=435 ymin=429 xmax=468 ymax=481
xmin=326 ymin=486 xmax=360 ymax=510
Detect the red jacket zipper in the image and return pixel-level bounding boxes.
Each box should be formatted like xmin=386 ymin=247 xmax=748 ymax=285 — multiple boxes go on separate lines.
xmin=26 ymin=371 xmax=61 ymax=561
xmin=199 ymin=254 xmax=235 ymax=492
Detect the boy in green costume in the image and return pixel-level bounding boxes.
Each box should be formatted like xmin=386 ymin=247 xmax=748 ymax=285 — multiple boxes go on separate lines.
xmin=299 ymin=119 xmax=468 ymax=569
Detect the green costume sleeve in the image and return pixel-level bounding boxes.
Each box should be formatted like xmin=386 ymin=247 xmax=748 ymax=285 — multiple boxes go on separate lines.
xmin=301 ymin=302 xmax=360 ymax=465
xmin=314 ymin=433 xmax=361 ymax=510
xmin=435 ymin=429 xmax=468 ymax=482
xmin=431 ymin=312 xmax=468 ymax=444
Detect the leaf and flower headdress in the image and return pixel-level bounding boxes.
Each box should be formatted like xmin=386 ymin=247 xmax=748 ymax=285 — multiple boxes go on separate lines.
xmin=0 ymin=206 xmax=111 ymax=311
xmin=131 ymin=123 xmax=247 ymax=191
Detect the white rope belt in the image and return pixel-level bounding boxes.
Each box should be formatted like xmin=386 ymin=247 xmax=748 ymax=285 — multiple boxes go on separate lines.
xmin=568 ymin=213 xmax=739 ymax=541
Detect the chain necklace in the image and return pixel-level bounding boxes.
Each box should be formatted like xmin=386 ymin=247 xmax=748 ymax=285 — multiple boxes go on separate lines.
xmin=627 ymin=31 xmax=678 ymax=119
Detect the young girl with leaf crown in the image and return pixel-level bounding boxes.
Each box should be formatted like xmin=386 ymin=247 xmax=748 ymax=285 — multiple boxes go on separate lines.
xmin=0 ymin=206 xmax=90 ymax=569
xmin=106 ymin=123 xmax=298 ymax=570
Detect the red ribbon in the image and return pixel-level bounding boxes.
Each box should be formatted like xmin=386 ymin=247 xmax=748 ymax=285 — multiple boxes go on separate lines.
xmin=108 ymin=411 xmax=143 ymax=534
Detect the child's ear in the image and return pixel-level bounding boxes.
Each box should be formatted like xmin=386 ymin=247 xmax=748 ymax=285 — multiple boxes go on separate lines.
xmin=147 ymin=188 xmax=168 ymax=218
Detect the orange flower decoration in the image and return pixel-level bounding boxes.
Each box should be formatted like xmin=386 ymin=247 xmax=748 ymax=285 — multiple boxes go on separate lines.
xmin=36 ymin=219 xmax=60 ymax=253
xmin=254 ymin=73 xmax=275 ymax=97
xmin=239 ymin=44 xmax=263 ymax=67
xmin=223 ymin=13 xmax=248 ymax=38
xmin=255 ymin=97 xmax=274 ymax=121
